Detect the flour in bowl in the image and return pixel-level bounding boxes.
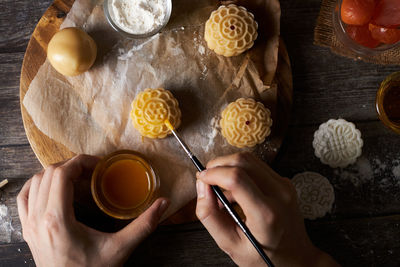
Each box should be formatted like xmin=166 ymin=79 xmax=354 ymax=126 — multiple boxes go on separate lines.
xmin=111 ymin=0 xmax=167 ymax=34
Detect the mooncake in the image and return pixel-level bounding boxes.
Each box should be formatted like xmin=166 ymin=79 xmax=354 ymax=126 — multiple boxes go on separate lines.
xmin=204 ymin=4 xmax=258 ymax=57
xmin=131 ymin=88 xmax=181 ymax=138
xmin=313 ymin=119 xmax=363 ymax=168
xmin=47 ymin=27 xmax=97 ymax=76
xmin=220 ymin=98 xmax=272 ymax=148
xmin=291 ymin=172 xmax=335 ymax=220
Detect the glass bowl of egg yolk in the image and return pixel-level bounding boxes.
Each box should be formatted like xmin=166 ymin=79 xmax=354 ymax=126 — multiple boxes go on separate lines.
xmin=333 ymin=0 xmax=400 ymax=55
xmin=91 ymin=150 xmax=160 ymax=219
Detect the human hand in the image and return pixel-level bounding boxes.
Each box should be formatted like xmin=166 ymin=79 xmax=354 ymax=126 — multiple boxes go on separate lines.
xmin=17 ymin=154 xmax=169 ymax=267
xmin=196 ymin=153 xmax=339 ymax=267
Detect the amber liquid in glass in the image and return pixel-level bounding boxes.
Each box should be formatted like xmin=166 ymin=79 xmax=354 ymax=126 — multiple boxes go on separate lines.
xmin=101 ymin=159 xmax=151 ymax=209
xmin=383 ymin=83 xmax=400 ymax=125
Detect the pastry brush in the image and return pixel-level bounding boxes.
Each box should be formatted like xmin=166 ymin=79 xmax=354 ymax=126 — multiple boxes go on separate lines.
xmin=164 ymin=119 xmax=274 ymax=267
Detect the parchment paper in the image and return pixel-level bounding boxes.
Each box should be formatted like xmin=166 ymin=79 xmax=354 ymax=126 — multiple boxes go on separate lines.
xmin=23 ymin=0 xmax=281 ymax=218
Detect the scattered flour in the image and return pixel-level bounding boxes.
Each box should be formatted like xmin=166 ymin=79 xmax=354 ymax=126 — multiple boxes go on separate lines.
xmin=193 ymin=33 xmax=209 ymax=80
xmin=0 ymin=204 xmax=14 ymax=243
xmin=333 ymin=157 xmax=373 ymax=187
xmin=334 ymin=169 xmax=362 ymax=187
xmin=0 ymin=206 xmax=7 ymax=217
xmin=172 ymin=26 xmax=185 ymax=33
xmin=333 ymin=157 xmax=400 ymax=188
xmin=356 ymin=157 xmax=374 ymax=181
xmin=373 ymin=158 xmax=387 ymax=174
xmin=198 ymin=45 xmax=205 ymax=55
xmin=200 ymin=65 xmax=207 ymax=79
xmin=392 ymin=165 xmax=400 ymax=179
xmin=118 ymin=33 xmax=160 ymax=60
xmin=111 ymin=0 xmax=167 ymax=34
xmin=204 ymin=117 xmax=219 ymax=152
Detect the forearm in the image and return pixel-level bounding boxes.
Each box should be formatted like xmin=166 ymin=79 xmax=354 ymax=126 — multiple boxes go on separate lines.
xmin=312 ymin=248 xmax=341 ymax=267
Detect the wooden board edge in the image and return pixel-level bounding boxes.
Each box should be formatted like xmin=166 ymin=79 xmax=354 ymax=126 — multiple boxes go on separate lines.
xmin=19 ymin=0 xmax=75 ymax=167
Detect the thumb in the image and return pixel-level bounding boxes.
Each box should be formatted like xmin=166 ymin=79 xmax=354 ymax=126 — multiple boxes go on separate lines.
xmin=112 ymin=198 xmax=169 ymax=250
xmin=195 ymin=180 xmax=240 ymax=250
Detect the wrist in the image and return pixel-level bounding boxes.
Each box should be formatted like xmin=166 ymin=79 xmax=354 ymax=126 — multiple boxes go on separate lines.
xmin=269 ymin=244 xmax=331 ymax=267
xmin=304 ymin=246 xmax=340 ymax=267
xmin=313 ymin=248 xmax=340 ymax=267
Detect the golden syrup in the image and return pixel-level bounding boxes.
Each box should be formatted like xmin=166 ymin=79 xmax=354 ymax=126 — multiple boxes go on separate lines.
xmin=101 ymin=159 xmax=150 ymax=209
xmin=376 ymin=72 xmax=400 ymax=134
xmin=91 ymin=150 xmax=159 ymax=219
xmin=382 ymin=84 xmax=400 ymax=124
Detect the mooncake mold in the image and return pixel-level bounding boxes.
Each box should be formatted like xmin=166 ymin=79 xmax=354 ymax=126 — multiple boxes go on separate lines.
xmin=131 ymin=88 xmax=181 ymax=138
xmin=291 ymin=172 xmax=335 ymax=220
xmin=313 ymin=119 xmax=363 ymax=168
xmin=220 ymin=98 xmax=272 ymax=148
xmin=204 ymin=4 xmax=258 ymax=57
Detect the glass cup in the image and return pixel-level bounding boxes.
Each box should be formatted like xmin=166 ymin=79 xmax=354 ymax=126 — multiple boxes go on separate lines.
xmin=103 ymin=0 xmax=172 ymax=38
xmin=376 ymin=72 xmax=400 ymax=134
xmin=91 ymin=150 xmax=160 ymax=219
xmin=333 ymin=0 xmax=400 ymax=56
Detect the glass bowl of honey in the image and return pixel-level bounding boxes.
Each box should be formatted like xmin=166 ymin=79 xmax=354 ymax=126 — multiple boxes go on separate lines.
xmin=91 ymin=150 xmax=160 ymax=219
xmin=376 ymin=71 xmax=400 ymax=135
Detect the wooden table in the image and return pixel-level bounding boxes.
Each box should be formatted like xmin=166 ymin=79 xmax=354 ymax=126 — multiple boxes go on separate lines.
xmin=0 ymin=0 xmax=399 ymax=266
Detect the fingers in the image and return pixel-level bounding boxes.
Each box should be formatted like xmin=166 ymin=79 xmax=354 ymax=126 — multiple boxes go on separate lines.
xmin=207 ymin=152 xmax=279 ymax=180
xmin=206 ymin=152 xmax=256 ymax=169
xmin=197 ymin=166 xmax=267 ymax=217
xmin=206 ymin=152 xmax=284 ymax=197
xmin=217 ymin=190 xmax=235 ymax=209
xmin=19 ymin=154 xmax=99 ymax=223
xmin=47 ymin=155 xmax=100 ymax=216
xmin=195 ymin=180 xmax=241 ymax=251
xmin=36 ymin=163 xmax=63 ymax=214
xmin=27 ymin=173 xmax=43 ymax=218
xmin=112 ymin=198 xmax=169 ymax=251
xmin=17 ymin=179 xmax=32 ymax=226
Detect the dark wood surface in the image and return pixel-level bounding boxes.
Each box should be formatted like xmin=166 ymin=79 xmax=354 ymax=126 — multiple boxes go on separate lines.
xmin=0 ymin=0 xmax=399 ymax=266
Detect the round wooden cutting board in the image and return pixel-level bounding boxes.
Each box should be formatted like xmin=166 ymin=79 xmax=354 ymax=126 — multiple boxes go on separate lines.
xmin=20 ymin=0 xmax=293 ymax=224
